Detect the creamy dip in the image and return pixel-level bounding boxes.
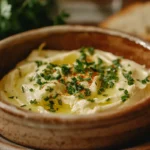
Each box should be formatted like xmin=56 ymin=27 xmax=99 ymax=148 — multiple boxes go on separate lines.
xmin=0 ymin=47 xmax=150 ymax=114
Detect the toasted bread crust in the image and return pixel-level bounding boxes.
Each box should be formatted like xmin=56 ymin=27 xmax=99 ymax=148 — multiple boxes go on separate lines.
xmin=99 ymin=2 xmax=150 ymax=41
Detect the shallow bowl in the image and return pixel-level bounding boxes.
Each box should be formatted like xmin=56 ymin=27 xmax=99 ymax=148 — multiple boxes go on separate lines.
xmin=0 ymin=26 xmax=150 ymax=149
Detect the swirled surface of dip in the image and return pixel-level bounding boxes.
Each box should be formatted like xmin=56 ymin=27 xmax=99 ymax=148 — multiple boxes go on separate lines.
xmin=0 ymin=47 xmax=150 ymax=114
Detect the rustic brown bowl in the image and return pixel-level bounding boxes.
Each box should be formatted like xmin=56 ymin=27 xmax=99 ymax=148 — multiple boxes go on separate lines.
xmin=0 ymin=26 xmax=150 ymax=150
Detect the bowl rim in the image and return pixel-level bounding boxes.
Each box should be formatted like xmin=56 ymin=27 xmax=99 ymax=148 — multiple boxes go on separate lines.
xmin=1 ymin=25 xmax=150 ymax=124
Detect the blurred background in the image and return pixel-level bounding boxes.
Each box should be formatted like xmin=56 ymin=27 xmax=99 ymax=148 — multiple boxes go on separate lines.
xmin=0 ymin=0 xmax=149 ymax=39
xmin=57 ymin=0 xmax=148 ymax=24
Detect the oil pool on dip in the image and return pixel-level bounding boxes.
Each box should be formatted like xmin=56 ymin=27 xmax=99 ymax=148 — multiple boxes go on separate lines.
xmin=0 ymin=45 xmax=150 ymax=115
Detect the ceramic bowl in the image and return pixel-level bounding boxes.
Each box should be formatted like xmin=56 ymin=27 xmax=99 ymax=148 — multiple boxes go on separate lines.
xmin=0 ymin=26 xmax=150 ymax=150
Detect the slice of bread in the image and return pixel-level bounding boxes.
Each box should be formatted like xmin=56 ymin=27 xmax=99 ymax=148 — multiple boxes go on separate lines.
xmin=99 ymin=2 xmax=150 ymax=41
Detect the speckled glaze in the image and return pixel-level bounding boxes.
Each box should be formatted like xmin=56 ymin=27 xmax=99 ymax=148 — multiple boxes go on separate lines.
xmin=1 ymin=26 xmax=150 ymax=150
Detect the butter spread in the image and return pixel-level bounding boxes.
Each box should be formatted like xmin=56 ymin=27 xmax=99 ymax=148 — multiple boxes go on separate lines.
xmin=0 ymin=47 xmax=150 ymax=115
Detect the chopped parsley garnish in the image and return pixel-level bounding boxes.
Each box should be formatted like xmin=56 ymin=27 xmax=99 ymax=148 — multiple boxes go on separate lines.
xmin=88 ymin=47 xmax=95 ymax=55
xmin=30 ymin=99 xmax=38 ymax=104
xmin=35 ymin=60 xmax=43 ymax=67
xmin=17 ymin=68 xmax=22 ymax=77
xmin=98 ymin=58 xmax=103 ymax=65
xmin=58 ymin=99 xmax=62 ymax=105
xmin=21 ymin=86 xmax=25 ymax=93
xmin=103 ymin=94 xmax=108 ymax=97
xmin=141 ymin=79 xmax=147 ymax=84
xmin=9 ymin=96 xmax=14 ymax=99
xmin=121 ymin=90 xmax=130 ymax=102
xmin=123 ymin=71 xmax=134 ymax=85
xmin=44 ymin=96 xmax=50 ymax=101
xmin=36 ymin=78 xmax=47 ymax=85
xmin=48 ymin=101 xmax=55 ymax=112
xmin=67 ymin=85 xmax=76 ymax=95
xmin=55 ymin=71 xmax=62 ymax=80
xmin=45 ymin=86 xmax=54 ymax=92
xmin=60 ymin=79 xmax=65 ymax=84
xmin=66 ymin=77 xmax=84 ymax=95
xmin=141 ymin=76 xmax=150 ymax=84
xmin=84 ymin=77 xmax=91 ymax=81
xmin=118 ymin=88 xmax=124 ymax=91
xmin=29 ymin=88 xmax=34 ymax=92
xmin=106 ymin=98 xmax=111 ymax=101
xmin=78 ymin=94 xmax=85 ymax=99
xmin=29 ymin=76 xmax=34 ymax=82
xmin=74 ymin=59 xmax=85 ymax=73
xmin=80 ymin=47 xmax=95 ymax=55
xmin=87 ymin=99 xmax=95 ymax=102
xmin=53 ymin=93 xmax=59 ymax=99
xmin=77 ymin=76 xmax=84 ymax=81
xmin=112 ymin=59 xmax=121 ymax=67
xmin=61 ymin=64 xmax=71 ymax=75
xmin=98 ymin=64 xmax=119 ymax=94
xmin=20 ymin=104 xmax=26 ymax=107
xmin=84 ymin=88 xmax=91 ymax=96
xmin=40 ymin=73 xmax=51 ymax=80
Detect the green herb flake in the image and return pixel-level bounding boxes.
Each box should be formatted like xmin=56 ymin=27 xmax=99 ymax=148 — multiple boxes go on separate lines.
xmin=128 ymin=64 xmax=131 ymax=67
xmin=40 ymin=73 xmax=51 ymax=81
xmin=29 ymin=76 xmax=34 ymax=82
xmin=112 ymin=59 xmax=121 ymax=67
xmin=17 ymin=68 xmax=22 ymax=77
xmin=123 ymin=71 xmax=134 ymax=85
xmin=44 ymin=96 xmax=49 ymax=101
xmin=77 ymin=76 xmax=84 ymax=81
xmin=58 ymin=99 xmax=62 ymax=105
xmin=98 ymin=58 xmax=103 ymax=65
xmin=53 ymin=93 xmax=59 ymax=99
xmin=61 ymin=64 xmax=71 ymax=76
xmin=121 ymin=90 xmax=130 ymax=102
xmin=48 ymin=101 xmax=56 ymax=112
xmin=45 ymin=86 xmax=54 ymax=92
xmin=21 ymin=86 xmax=25 ymax=93
xmin=36 ymin=78 xmax=46 ymax=86
xmin=141 ymin=76 xmax=150 ymax=84
xmin=103 ymin=94 xmax=108 ymax=97
xmin=9 ymin=96 xmax=14 ymax=99
xmin=29 ymin=88 xmax=34 ymax=92
xmin=35 ymin=60 xmax=43 ymax=67
xmin=141 ymin=79 xmax=147 ymax=84
xmin=87 ymin=99 xmax=95 ymax=102
xmin=67 ymin=85 xmax=76 ymax=95
xmin=74 ymin=59 xmax=85 ymax=73
xmin=60 ymin=79 xmax=65 ymax=84
xmin=84 ymin=77 xmax=91 ymax=81
xmin=20 ymin=104 xmax=26 ymax=107
xmin=55 ymin=71 xmax=62 ymax=80
xmin=30 ymin=99 xmax=38 ymax=104
xmin=106 ymin=98 xmax=111 ymax=101
xmin=88 ymin=47 xmax=95 ymax=55
xmin=118 ymin=88 xmax=124 ymax=91
xmin=78 ymin=94 xmax=85 ymax=99
xmin=84 ymin=88 xmax=91 ymax=96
